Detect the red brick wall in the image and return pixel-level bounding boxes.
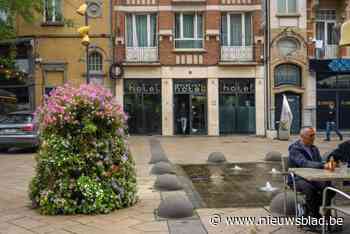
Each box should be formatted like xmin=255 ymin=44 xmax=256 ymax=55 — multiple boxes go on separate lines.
xmin=114 ymin=1 xmax=263 ymax=65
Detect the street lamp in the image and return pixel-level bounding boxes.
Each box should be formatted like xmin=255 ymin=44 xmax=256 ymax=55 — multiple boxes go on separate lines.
xmin=76 ymin=3 xmax=91 ymax=84
xmin=339 ymin=20 xmax=350 ymax=47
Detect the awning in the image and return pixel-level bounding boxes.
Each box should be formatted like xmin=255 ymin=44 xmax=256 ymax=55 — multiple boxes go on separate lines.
xmin=309 ymin=59 xmax=350 ymax=73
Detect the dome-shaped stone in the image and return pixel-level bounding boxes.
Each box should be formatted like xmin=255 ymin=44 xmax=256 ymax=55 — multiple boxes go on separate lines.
xmin=158 ymin=194 xmax=193 ymax=218
xmin=208 ymin=152 xmax=226 ymax=163
xmin=270 ymin=192 xmax=296 ymax=217
xmin=265 ymin=151 xmax=282 ymax=162
xmin=155 ymin=174 xmax=183 ymax=191
xmin=149 ymin=153 xmax=169 ymax=164
xmin=151 ymin=162 xmax=175 ymax=175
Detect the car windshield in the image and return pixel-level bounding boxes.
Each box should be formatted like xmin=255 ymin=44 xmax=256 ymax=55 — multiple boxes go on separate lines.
xmin=0 ymin=114 xmax=33 ymax=124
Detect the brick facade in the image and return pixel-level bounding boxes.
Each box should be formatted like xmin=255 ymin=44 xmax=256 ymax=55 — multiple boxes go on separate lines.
xmin=114 ymin=1 xmax=264 ymax=66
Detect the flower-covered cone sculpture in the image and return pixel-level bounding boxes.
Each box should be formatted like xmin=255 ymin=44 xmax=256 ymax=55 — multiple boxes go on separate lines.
xmin=29 ymin=84 xmax=137 ymax=215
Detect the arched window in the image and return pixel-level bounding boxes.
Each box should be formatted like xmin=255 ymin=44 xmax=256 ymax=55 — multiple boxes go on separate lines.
xmin=88 ymin=51 xmax=103 ymax=73
xmin=274 ymin=64 xmax=301 ymax=87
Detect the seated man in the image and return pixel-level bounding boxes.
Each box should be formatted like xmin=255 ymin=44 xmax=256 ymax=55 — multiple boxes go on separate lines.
xmin=288 ymin=127 xmax=336 ymax=219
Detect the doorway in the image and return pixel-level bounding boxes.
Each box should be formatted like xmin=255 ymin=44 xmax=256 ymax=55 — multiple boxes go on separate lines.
xmin=275 ymin=92 xmax=301 ymax=134
xmin=173 ymin=79 xmax=207 ymax=135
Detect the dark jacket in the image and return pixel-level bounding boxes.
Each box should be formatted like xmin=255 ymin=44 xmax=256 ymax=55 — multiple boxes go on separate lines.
xmin=327 ymin=107 xmax=336 ymax=122
xmin=329 ymin=140 xmax=350 ymax=163
xmin=288 ymin=139 xmax=324 ymax=184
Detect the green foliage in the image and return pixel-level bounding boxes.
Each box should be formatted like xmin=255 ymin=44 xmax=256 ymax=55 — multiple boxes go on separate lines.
xmin=0 ymin=0 xmax=42 ymax=39
xmin=29 ymin=84 xmax=138 ymax=215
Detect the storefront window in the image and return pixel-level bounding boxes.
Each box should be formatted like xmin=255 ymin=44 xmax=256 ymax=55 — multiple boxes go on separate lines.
xmin=336 ymin=75 xmax=350 ymax=89
xmin=219 ymin=79 xmax=255 ymax=134
xmin=124 ymin=79 xmax=162 ymax=134
xmin=317 ymin=73 xmax=350 ymax=89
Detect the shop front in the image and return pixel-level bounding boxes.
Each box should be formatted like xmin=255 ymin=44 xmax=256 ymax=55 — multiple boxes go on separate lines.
xmin=310 ymin=59 xmax=350 ymax=130
xmin=173 ymin=79 xmax=207 ymax=135
xmin=219 ymin=79 xmax=256 ymax=134
xmin=123 ymin=79 xmax=162 ymax=134
xmin=0 ymin=40 xmax=34 ymax=115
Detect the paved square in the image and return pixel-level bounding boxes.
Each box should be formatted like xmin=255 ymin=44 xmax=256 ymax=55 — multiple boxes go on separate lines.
xmin=0 ymin=136 xmax=347 ymax=233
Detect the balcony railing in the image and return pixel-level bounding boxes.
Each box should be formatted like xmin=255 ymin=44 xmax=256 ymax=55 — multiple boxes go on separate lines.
xmin=316 ymin=45 xmax=339 ymax=59
xmin=221 ymin=46 xmax=254 ymax=62
xmin=125 ymin=47 xmax=158 ymax=63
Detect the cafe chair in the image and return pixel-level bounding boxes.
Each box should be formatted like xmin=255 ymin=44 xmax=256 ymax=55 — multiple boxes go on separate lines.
xmin=320 ymin=187 xmax=350 ymax=234
xmin=281 ymin=156 xmax=306 ymax=219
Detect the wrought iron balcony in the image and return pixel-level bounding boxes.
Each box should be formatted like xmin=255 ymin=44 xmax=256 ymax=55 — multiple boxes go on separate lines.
xmin=125 ymin=47 xmax=158 ymax=63
xmin=220 ymin=46 xmax=254 ymax=62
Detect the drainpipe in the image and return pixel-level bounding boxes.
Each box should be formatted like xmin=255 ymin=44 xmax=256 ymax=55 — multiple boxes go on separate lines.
xmin=264 ymin=0 xmax=271 ymax=136
xmin=110 ymin=0 xmax=116 ymax=96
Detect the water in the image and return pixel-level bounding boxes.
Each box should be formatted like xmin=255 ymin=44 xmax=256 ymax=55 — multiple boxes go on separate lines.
xmin=180 ymin=162 xmax=284 ymax=208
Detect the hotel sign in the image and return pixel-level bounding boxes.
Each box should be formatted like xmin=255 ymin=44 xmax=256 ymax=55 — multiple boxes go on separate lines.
xmin=219 ymin=79 xmax=255 ymax=94
xmin=124 ymin=79 xmax=161 ymax=94
xmin=173 ymin=80 xmax=207 ymax=95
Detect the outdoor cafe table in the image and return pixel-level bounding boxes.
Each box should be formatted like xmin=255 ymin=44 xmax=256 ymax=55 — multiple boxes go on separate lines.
xmin=289 ymin=168 xmax=350 ymax=183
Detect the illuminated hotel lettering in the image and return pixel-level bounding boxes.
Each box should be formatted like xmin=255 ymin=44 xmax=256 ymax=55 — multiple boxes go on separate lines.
xmin=220 ymin=79 xmax=255 ymax=94
xmin=125 ymin=80 xmax=161 ymax=94
xmin=174 ymin=81 xmax=206 ymax=95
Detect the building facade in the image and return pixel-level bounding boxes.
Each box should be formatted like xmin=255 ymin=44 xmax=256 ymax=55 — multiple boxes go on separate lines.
xmin=307 ymin=0 xmax=350 ymax=131
xmin=114 ymin=0 xmax=266 ymax=136
xmin=266 ymin=0 xmax=313 ymax=138
xmin=5 ymin=0 xmax=114 ymax=110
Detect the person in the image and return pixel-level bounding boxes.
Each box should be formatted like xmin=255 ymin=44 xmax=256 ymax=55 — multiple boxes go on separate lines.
xmin=325 ymin=103 xmax=343 ymax=141
xmin=328 ymin=140 xmax=350 ymax=163
xmin=178 ymin=102 xmax=187 ymax=134
xmin=288 ymin=127 xmax=336 ymax=222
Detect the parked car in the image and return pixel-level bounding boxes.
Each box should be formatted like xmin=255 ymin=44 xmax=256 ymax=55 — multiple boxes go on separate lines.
xmin=0 ymin=111 xmax=39 ymax=151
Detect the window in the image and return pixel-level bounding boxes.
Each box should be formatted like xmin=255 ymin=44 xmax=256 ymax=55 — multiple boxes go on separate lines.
xmin=174 ymin=13 xmax=203 ymax=49
xmin=88 ymin=52 xmax=103 ymax=73
xmin=126 ymin=14 xmax=157 ymax=47
xmin=275 ymin=64 xmax=301 ymax=87
xmin=44 ymin=0 xmax=62 ymax=23
xmin=316 ymin=10 xmax=338 ymax=46
xmin=221 ymin=13 xmax=252 ymax=46
xmin=277 ymin=0 xmax=297 ymax=14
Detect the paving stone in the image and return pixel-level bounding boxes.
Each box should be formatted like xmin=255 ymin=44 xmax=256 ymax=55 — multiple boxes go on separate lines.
xmin=0 ymin=222 xmax=34 ymax=234
xmin=168 ymin=220 xmax=207 ymax=234
xmin=131 ymin=221 xmax=168 ymax=232
xmin=62 ymin=224 xmax=103 ymax=234
xmin=8 ymin=217 xmax=48 ymax=230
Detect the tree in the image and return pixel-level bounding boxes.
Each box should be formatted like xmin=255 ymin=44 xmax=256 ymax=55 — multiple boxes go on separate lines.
xmin=0 ymin=0 xmax=42 ymax=39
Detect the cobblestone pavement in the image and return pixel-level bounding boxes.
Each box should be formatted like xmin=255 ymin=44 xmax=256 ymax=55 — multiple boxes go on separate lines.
xmin=0 ymin=136 xmax=346 ymax=234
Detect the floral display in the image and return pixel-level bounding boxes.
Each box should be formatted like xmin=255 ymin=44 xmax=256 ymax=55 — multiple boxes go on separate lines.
xmin=29 ymin=84 xmax=137 ymax=215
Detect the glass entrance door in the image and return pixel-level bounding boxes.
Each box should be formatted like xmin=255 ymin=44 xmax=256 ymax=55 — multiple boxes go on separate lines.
xmin=191 ymin=95 xmax=207 ymax=134
xmin=173 ymin=79 xmax=207 ymax=135
xmin=174 ymin=94 xmax=207 ymax=135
